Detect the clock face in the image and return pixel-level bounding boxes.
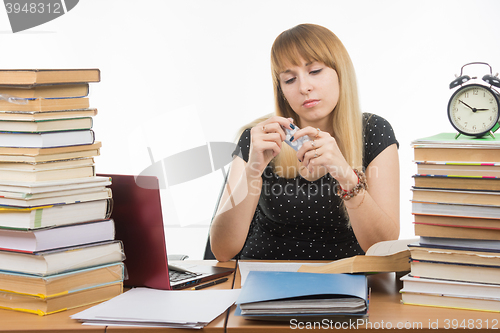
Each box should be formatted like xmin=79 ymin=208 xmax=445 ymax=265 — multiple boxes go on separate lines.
xmin=448 ymin=84 xmax=500 ymax=136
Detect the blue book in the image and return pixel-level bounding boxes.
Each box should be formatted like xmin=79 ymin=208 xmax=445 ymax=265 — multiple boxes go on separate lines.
xmin=235 ymin=271 xmax=368 ymax=320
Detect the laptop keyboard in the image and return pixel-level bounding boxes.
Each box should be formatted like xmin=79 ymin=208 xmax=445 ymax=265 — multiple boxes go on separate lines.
xmin=168 ymin=270 xmax=202 ymax=283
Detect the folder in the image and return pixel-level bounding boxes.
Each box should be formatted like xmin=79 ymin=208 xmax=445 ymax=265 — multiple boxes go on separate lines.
xmin=235 ymin=271 xmax=368 ymax=320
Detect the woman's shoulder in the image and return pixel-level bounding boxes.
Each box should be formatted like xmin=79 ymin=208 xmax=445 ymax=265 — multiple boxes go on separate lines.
xmin=232 ymin=128 xmax=252 ymax=162
xmin=363 ymin=112 xmax=393 ymax=128
xmin=362 ymin=113 xmax=397 ymax=137
xmin=362 ymin=112 xmax=399 ymax=167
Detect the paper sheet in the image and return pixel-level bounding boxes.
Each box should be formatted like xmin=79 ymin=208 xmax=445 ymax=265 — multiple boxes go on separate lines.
xmin=72 ymin=287 xmax=240 ymax=328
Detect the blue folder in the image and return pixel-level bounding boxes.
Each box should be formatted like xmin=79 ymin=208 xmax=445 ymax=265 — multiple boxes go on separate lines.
xmin=235 ymin=271 xmax=368 ymax=319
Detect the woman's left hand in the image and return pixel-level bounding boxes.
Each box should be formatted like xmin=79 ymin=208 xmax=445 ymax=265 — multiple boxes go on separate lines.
xmin=294 ymin=127 xmax=357 ymax=188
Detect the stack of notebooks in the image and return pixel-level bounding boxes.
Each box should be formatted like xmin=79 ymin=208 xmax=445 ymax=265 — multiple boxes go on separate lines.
xmin=0 ymin=69 xmax=125 ymax=316
xmin=235 ymin=271 xmax=368 ymax=321
xmin=401 ymin=132 xmax=500 ymax=312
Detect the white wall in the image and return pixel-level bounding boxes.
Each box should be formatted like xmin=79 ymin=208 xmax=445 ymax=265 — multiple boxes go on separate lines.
xmin=2 ymin=0 xmax=499 ymax=259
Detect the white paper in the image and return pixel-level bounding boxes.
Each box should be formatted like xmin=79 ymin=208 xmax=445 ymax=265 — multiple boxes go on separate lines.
xmin=82 ymin=321 xmax=203 ymax=329
xmin=72 ymin=287 xmax=240 ymax=327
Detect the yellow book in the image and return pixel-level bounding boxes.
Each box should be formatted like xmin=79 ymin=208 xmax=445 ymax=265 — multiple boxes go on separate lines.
xmin=0 ymin=282 xmax=122 ymax=316
xmin=401 ymin=291 xmax=500 ymax=313
xmin=0 ymin=263 xmax=124 ymax=298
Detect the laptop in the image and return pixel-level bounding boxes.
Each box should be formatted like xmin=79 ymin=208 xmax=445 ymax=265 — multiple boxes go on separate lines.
xmin=97 ymin=173 xmax=235 ymax=290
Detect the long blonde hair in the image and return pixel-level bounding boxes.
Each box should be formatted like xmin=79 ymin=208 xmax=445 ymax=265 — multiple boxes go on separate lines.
xmin=245 ymin=24 xmax=363 ymax=178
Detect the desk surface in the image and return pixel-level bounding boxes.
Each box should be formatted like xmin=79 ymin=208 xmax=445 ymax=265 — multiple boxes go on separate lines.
xmin=2 ymin=260 xmax=499 ymax=332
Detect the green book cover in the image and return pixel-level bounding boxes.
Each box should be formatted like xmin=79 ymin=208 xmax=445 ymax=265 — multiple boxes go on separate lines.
xmin=412 ymin=133 xmax=500 ymax=148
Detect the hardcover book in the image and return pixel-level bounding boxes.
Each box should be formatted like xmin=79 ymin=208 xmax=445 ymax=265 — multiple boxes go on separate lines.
xmin=0 ymin=69 xmax=100 ymax=87
xmin=410 ymin=259 xmax=500 ymax=285
xmin=0 ymin=129 xmax=95 ymax=148
xmin=401 ymin=289 xmax=500 ymax=312
xmin=0 ymin=199 xmax=111 ymax=230
xmin=0 ymin=142 xmax=101 ymax=162
xmin=0 ymin=117 xmax=93 ymax=133
xmin=0 ymin=281 xmax=122 ymax=316
xmin=0 ymin=97 xmax=89 ymax=112
xmin=0 ymin=240 xmax=124 ymax=276
xmin=0 ymin=219 xmax=115 ymax=252
xmin=0 ymin=262 xmax=124 ymax=298
xmin=0 ymin=108 xmax=97 ymax=121
xmin=0 ymin=165 xmax=95 ymax=182
xmin=0 ymin=84 xmax=89 ymax=99
xmin=413 ymin=175 xmax=500 ymax=191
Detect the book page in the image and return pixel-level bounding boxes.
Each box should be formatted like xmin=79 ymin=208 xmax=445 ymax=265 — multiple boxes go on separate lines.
xmin=365 ymin=239 xmax=418 ymax=256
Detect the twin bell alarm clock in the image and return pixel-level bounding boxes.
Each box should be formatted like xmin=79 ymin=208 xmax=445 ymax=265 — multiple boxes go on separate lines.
xmin=447 ymin=62 xmax=500 ymax=139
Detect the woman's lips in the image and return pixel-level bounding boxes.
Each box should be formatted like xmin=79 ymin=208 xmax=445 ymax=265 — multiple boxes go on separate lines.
xmin=303 ymin=99 xmax=319 ymax=108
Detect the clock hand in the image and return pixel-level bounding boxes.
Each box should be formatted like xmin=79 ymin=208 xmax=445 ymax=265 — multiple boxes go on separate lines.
xmin=458 ymin=100 xmax=488 ymax=112
xmin=459 ymin=100 xmax=474 ymax=110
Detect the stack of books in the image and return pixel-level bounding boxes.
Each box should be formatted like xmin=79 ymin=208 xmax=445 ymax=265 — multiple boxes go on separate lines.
xmin=0 ymin=69 xmax=125 ymax=316
xmin=401 ymin=132 xmax=500 ymax=312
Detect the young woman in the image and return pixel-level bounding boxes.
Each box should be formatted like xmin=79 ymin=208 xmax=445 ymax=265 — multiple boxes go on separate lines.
xmin=210 ymin=23 xmax=400 ymax=262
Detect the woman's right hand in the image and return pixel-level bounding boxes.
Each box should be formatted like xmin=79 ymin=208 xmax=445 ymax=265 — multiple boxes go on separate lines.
xmin=247 ymin=116 xmax=294 ymax=178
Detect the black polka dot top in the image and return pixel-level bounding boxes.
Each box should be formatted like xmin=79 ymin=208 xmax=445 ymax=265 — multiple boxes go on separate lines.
xmin=231 ymin=113 xmax=398 ymax=260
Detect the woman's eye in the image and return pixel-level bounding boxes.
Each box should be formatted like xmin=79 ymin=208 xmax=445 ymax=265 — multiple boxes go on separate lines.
xmin=284 ymin=77 xmax=296 ymax=84
xmin=310 ymin=69 xmax=322 ymax=75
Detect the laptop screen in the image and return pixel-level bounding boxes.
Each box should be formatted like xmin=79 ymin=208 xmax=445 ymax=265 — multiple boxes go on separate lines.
xmin=98 ymin=173 xmax=172 ymax=290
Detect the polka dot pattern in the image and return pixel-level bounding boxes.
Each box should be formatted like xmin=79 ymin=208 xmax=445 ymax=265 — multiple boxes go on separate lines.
xmin=231 ymin=113 xmax=398 ymax=260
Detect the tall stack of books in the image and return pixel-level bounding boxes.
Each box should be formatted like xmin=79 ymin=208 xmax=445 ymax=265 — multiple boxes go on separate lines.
xmin=0 ymin=69 xmax=124 ymax=316
xmin=401 ymin=132 xmax=500 ymax=312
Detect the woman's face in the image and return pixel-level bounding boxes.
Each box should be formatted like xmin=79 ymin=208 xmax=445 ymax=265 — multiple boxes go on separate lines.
xmin=279 ymin=58 xmax=339 ymax=126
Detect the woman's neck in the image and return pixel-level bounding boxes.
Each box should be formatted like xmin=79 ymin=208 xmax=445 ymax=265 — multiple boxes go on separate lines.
xmin=299 ymin=115 xmax=334 ymax=136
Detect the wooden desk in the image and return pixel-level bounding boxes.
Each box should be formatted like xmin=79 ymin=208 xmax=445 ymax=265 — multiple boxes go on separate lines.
xmin=0 ymin=260 xmax=236 ymax=333
xmin=0 ymin=306 xmax=106 ymax=333
xmin=3 ymin=259 xmax=499 ymax=332
xmin=226 ymin=261 xmax=500 ymax=332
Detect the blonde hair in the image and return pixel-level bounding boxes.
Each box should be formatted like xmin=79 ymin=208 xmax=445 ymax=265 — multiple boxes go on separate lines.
xmin=244 ymin=24 xmax=363 ymax=178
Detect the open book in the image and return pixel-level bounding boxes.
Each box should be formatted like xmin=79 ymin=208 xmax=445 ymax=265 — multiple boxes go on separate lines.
xmin=297 ymin=239 xmax=417 ymax=274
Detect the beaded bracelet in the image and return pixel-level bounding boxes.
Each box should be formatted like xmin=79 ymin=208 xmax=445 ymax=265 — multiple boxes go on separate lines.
xmin=336 ymin=169 xmax=368 ymax=200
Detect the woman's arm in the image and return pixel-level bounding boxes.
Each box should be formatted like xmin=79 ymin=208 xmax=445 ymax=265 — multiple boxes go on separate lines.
xmin=209 ymin=156 xmax=262 ymax=262
xmin=294 ymin=125 xmax=400 ymax=252
xmin=210 ymin=116 xmax=294 ymax=261
xmin=344 ymin=144 xmax=400 ymax=251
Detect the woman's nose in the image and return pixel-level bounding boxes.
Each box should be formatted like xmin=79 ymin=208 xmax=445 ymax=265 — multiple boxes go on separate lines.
xmin=299 ymin=78 xmax=312 ymax=95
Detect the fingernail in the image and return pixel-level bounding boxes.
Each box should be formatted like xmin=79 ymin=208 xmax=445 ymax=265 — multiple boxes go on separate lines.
xmin=290 ymin=123 xmax=295 ymax=129
xmin=298 ymin=159 xmax=301 ymax=162
xmin=290 ymin=136 xmax=294 ymax=142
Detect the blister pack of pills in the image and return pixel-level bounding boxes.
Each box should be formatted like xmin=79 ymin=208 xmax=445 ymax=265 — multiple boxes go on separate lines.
xmin=283 ymin=124 xmax=310 ymax=151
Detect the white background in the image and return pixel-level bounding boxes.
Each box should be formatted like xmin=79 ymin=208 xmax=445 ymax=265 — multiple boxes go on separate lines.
xmin=1 ymin=0 xmax=499 ymax=259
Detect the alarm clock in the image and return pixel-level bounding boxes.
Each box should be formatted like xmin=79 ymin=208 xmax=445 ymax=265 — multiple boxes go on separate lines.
xmin=448 ymin=62 xmax=500 ymax=139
